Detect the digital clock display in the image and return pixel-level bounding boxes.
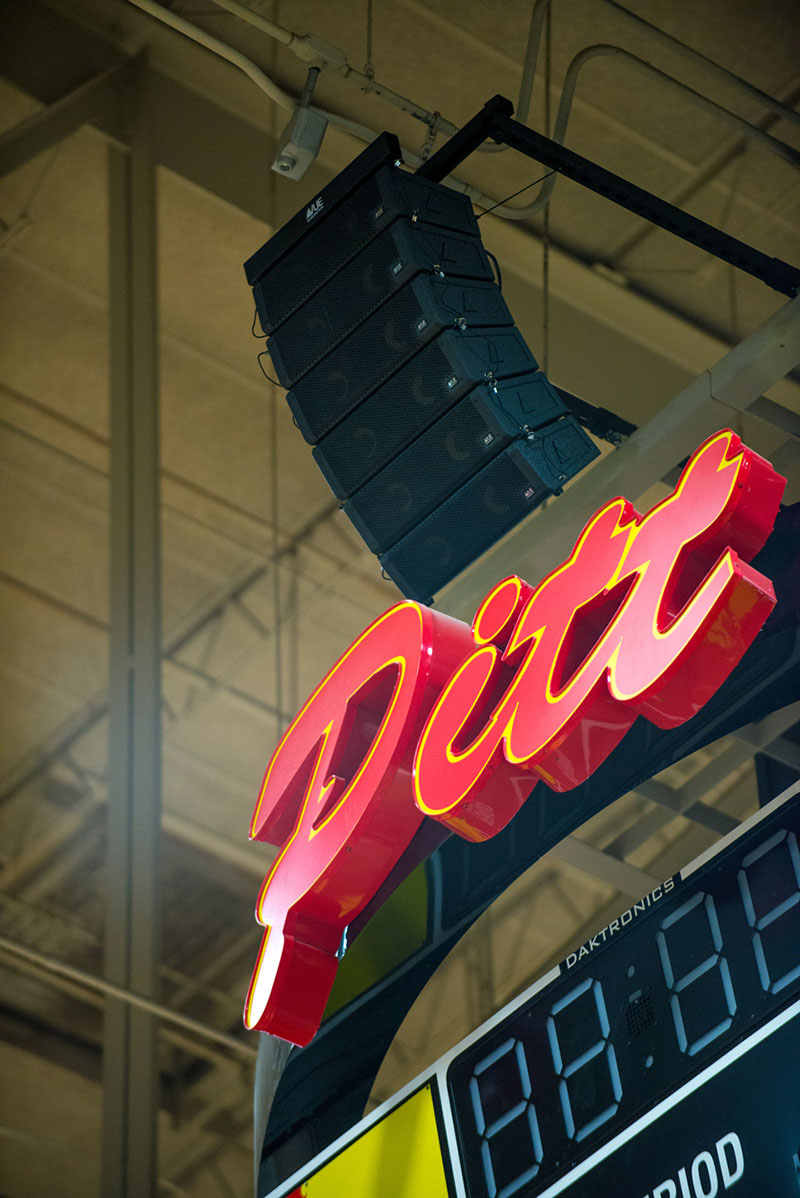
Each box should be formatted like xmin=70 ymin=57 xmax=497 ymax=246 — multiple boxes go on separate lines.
xmin=268 ymin=784 xmax=800 ymax=1198
xmin=447 ymin=793 xmax=800 ymax=1197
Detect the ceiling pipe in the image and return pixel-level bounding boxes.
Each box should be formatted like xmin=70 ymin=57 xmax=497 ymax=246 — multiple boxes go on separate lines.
xmin=126 ymin=0 xmax=800 ymax=226
xmin=129 ymin=0 xmax=294 ymax=108
xmin=506 ymin=41 xmax=800 ymax=220
xmin=210 ymin=0 xmax=456 ymax=135
xmin=605 ymin=78 xmax=800 ymax=266
xmin=123 ymin=0 xmax=509 ymax=210
xmin=603 ymin=0 xmax=800 ymax=131
xmin=518 ymin=0 xmax=800 ymax=134
xmin=126 ymin=0 xmax=378 ymax=145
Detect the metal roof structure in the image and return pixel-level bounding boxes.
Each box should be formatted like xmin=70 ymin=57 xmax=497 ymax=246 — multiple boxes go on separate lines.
xmin=0 ymin=1 xmax=798 ymax=1194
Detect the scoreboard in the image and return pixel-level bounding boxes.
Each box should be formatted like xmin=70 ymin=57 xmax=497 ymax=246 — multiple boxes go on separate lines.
xmin=265 ymin=780 xmax=800 ymax=1198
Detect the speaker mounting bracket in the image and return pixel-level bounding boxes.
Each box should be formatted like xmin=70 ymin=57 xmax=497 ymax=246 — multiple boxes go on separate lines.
xmin=416 ymin=94 xmax=800 ymax=299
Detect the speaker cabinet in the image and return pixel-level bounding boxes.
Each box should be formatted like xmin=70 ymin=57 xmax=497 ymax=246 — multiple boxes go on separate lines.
xmin=342 ymin=374 xmax=572 ymax=551
xmin=285 ymin=275 xmax=515 ymax=443
xmin=265 ymin=221 xmax=493 ymax=388
xmin=244 ymin=137 xmax=602 ymax=599
xmin=311 ymin=328 xmax=543 ymax=499
xmin=246 ymin=151 xmax=479 ymax=336
xmin=379 ymin=421 xmax=600 ymax=603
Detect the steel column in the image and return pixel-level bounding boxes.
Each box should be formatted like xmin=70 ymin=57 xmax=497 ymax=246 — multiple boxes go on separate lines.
xmin=104 ymin=66 xmax=162 ymax=1197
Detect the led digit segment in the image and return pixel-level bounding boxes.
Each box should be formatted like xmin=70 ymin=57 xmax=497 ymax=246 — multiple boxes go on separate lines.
xmin=546 ymin=979 xmax=621 ymax=1142
xmin=447 ymin=792 xmax=800 ymax=1197
xmin=269 ymin=789 xmax=800 ymax=1198
xmin=657 ymin=893 xmax=735 ymax=1056
xmin=738 ymin=829 xmax=800 ymax=995
xmin=469 ymin=1038 xmax=544 ymax=1197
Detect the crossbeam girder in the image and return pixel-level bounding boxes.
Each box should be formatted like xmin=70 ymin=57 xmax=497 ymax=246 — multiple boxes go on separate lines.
xmin=0 ymin=60 xmax=132 ymax=178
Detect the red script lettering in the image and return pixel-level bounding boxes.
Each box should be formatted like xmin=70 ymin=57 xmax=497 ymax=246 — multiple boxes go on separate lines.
xmin=413 ymin=430 xmax=783 ymax=840
xmin=245 ymin=429 xmax=784 ymax=1043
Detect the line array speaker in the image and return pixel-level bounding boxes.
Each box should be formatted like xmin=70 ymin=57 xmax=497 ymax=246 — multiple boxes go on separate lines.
xmin=244 ymin=135 xmax=600 ymax=601
xmin=267 ymin=222 xmax=494 ymax=388
xmin=286 ymin=275 xmax=515 ymax=444
xmin=342 ymin=380 xmax=566 ymax=553
xmin=245 ymin=133 xmax=479 ymax=336
xmin=312 ymin=328 xmax=541 ymax=500
xmin=379 ymin=422 xmax=599 ymax=603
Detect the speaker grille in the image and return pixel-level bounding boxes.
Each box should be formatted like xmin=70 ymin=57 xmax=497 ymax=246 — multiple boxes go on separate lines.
xmin=266 ymin=223 xmax=493 ymax=388
xmin=312 ymin=334 xmax=549 ymax=500
xmin=380 ymin=423 xmax=598 ymax=601
xmin=625 ymin=993 xmax=655 ymax=1037
xmin=255 ymin=174 xmax=384 ymax=335
xmin=287 ymin=276 xmax=513 ymax=443
xmin=243 ymin=144 xmax=602 ymax=597
xmin=343 ymin=389 xmax=523 ymax=552
xmin=380 ymin=444 xmax=554 ymax=603
xmin=250 ymin=165 xmax=480 ymax=334
xmin=313 ymin=339 xmax=472 ymax=497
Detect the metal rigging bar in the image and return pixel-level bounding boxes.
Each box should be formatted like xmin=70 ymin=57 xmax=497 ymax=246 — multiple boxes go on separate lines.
xmin=417 ymin=94 xmax=800 ymax=298
xmin=415 ymin=93 xmax=513 ymax=179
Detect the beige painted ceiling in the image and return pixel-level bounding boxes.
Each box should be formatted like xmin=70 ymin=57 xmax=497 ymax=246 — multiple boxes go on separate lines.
xmin=0 ymin=0 xmax=799 ymax=1195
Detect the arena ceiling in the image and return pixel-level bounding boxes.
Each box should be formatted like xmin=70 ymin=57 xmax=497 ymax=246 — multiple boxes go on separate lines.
xmin=0 ymin=0 xmax=798 ymax=1194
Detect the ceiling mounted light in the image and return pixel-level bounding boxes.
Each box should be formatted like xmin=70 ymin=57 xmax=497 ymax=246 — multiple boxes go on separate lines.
xmin=271 ymin=66 xmax=328 ymax=180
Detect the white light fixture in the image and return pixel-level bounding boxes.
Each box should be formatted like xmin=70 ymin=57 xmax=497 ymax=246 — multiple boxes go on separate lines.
xmin=271 ymin=66 xmax=328 ymax=180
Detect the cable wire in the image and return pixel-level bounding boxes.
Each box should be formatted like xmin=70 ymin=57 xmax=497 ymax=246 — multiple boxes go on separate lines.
xmin=477 ymin=171 xmax=556 ymax=219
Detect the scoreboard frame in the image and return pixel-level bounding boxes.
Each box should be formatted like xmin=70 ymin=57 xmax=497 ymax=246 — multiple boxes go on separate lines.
xmin=264 ymin=780 xmax=800 ymax=1198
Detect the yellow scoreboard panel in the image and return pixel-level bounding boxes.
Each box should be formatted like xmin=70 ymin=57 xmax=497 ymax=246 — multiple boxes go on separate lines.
xmin=280 ymin=1084 xmax=450 ymax=1198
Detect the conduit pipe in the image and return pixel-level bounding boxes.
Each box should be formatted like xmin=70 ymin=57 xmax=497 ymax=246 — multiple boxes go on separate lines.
xmin=603 ymin=0 xmax=800 ymax=131
xmin=516 ymin=0 xmax=800 ymax=135
xmin=127 ymin=0 xmax=800 ymax=230
xmin=127 ymin=0 xmax=378 ymax=145
xmin=506 ymin=42 xmax=800 ymax=220
xmin=605 ymin=79 xmax=800 ymax=266
xmin=210 ymin=0 xmax=456 ymax=136
xmin=124 ymin=0 xmax=506 ymax=209
xmin=562 ymin=46 xmax=800 ymax=167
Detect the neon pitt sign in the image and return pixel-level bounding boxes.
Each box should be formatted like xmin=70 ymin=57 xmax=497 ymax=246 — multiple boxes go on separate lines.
xmin=244 ymin=430 xmax=785 ymax=1044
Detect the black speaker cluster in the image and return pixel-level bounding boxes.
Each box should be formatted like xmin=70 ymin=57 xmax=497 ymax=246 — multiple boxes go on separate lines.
xmin=245 ymin=133 xmax=599 ymax=603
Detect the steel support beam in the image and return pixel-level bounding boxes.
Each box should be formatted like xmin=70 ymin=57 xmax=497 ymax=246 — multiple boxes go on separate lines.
xmin=104 ymin=64 xmax=162 ymax=1197
xmin=489 ymin=110 xmax=800 ymax=296
xmin=0 ymin=934 xmax=256 ymax=1062
xmin=418 ymin=97 xmax=800 ymax=297
xmin=446 ymin=293 xmax=800 ymax=617
xmin=634 ymin=779 xmax=740 ymax=835
xmin=0 ymin=60 xmax=130 ymax=177
xmin=549 ymin=835 xmax=661 ymax=895
xmin=0 ymin=0 xmax=282 ymax=224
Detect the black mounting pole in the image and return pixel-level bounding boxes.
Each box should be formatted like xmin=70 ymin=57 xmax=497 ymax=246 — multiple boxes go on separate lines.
xmin=416 ymin=94 xmax=512 ymax=181
xmin=417 ymin=94 xmax=800 ymax=299
xmin=552 ymin=386 xmax=637 ymax=445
